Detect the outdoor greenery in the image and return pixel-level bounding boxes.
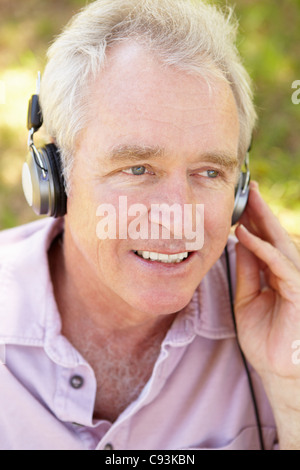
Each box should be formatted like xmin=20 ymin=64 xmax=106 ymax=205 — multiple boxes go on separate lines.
xmin=0 ymin=0 xmax=299 ymax=239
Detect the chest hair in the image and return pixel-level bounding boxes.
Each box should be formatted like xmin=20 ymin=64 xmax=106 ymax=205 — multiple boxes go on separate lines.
xmin=78 ymin=332 xmax=164 ymax=422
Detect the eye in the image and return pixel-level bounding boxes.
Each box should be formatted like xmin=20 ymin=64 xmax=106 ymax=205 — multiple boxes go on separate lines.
xmin=206 ymin=170 xmax=219 ymax=178
xmin=195 ymin=169 xmax=220 ymax=178
xmin=123 ymin=165 xmax=149 ymax=176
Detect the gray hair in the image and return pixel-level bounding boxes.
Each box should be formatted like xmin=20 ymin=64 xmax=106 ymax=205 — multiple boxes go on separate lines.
xmin=39 ymin=0 xmax=257 ymax=194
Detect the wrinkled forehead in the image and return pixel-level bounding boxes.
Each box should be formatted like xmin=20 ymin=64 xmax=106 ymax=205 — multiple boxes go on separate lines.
xmin=85 ymin=41 xmax=240 ymax=163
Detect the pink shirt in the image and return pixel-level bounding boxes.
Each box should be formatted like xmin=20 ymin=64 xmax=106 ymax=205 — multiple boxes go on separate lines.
xmin=0 ymin=218 xmax=277 ymax=450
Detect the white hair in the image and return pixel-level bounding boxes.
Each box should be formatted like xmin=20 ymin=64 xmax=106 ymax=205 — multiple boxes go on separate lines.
xmin=39 ymin=0 xmax=257 ymax=194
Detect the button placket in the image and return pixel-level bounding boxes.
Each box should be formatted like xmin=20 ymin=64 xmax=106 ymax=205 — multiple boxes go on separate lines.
xmin=56 ymin=365 xmax=97 ymax=427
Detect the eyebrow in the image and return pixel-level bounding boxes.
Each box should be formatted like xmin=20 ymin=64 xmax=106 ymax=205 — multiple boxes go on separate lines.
xmin=105 ymin=144 xmax=239 ymax=169
xmin=106 ymin=145 xmax=164 ymax=162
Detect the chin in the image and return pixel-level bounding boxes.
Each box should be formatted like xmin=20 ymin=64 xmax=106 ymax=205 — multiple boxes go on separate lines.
xmin=125 ymin=286 xmax=196 ymax=318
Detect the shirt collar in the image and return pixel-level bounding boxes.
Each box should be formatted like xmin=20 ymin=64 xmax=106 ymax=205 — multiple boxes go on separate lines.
xmin=0 ymin=219 xmax=60 ymax=342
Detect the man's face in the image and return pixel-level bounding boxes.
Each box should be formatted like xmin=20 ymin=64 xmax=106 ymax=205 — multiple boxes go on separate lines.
xmin=65 ymin=41 xmax=240 ymax=319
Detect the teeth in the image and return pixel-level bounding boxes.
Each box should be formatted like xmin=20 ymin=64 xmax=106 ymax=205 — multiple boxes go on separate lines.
xmin=135 ymin=250 xmax=189 ymax=263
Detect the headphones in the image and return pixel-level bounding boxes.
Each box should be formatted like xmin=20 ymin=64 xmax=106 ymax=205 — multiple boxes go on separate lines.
xmin=22 ymin=72 xmax=67 ymax=218
xmin=22 ymin=72 xmax=251 ymax=223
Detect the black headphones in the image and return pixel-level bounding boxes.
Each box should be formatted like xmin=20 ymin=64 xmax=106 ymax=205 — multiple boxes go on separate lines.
xmin=22 ymin=73 xmax=67 ymax=218
xmin=22 ymin=73 xmax=251 ymax=222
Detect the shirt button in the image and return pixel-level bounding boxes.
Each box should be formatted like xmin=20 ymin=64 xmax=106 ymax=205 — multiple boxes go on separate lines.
xmin=70 ymin=375 xmax=84 ymax=389
xmin=104 ymin=443 xmax=114 ymax=450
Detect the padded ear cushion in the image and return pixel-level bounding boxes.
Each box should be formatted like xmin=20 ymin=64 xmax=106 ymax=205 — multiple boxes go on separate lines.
xmin=43 ymin=143 xmax=67 ymax=217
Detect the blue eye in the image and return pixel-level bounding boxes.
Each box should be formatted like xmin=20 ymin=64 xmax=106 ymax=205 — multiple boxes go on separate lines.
xmin=207 ymin=170 xmax=219 ymax=178
xmin=132 ymin=166 xmax=146 ymax=175
xmin=124 ymin=166 xmax=147 ymax=175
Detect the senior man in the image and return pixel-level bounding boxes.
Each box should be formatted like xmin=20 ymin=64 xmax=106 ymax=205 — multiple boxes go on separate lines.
xmin=1 ymin=0 xmax=300 ymax=451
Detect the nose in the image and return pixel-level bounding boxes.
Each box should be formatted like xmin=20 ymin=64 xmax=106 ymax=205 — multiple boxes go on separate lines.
xmin=148 ymin=170 xmax=202 ymax=245
xmin=154 ymin=169 xmax=195 ymax=207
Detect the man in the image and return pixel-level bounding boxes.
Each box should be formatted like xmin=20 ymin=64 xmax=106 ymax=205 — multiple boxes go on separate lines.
xmin=0 ymin=0 xmax=300 ymax=450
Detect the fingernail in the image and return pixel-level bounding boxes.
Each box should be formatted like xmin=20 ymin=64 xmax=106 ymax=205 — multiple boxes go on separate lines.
xmin=237 ymin=224 xmax=248 ymax=234
xmin=251 ymin=180 xmax=259 ymax=191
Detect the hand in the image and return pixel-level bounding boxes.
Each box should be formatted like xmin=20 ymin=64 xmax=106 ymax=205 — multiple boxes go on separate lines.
xmin=234 ymin=181 xmax=300 ymax=448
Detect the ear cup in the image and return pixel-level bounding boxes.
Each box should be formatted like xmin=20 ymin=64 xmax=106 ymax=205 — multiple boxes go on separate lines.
xmin=22 ymin=143 xmax=67 ymax=217
xmin=25 ymin=82 xmax=67 ymax=217
xmin=41 ymin=143 xmax=67 ymax=217
xmin=231 ymin=171 xmax=250 ymax=226
xmin=22 ymin=146 xmax=51 ymax=216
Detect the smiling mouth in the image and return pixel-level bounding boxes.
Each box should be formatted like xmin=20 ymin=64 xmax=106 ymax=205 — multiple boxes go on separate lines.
xmin=133 ymin=250 xmax=192 ymax=264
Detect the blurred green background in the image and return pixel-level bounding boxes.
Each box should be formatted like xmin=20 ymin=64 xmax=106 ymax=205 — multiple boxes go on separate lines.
xmin=0 ymin=0 xmax=299 ymax=241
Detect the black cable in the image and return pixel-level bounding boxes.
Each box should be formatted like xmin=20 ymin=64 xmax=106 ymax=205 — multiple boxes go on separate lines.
xmin=224 ymin=244 xmax=265 ymax=451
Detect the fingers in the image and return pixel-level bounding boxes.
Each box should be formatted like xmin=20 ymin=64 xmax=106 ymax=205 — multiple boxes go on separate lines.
xmin=240 ymin=181 xmax=300 ymax=271
xmin=238 ymin=209 xmax=260 ymax=238
xmin=235 ymin=240 xmax=261 ymax=307
xmin=235 ymin=224 xmax=300 ymax=298
xmin=246 ymin=182 xmax=287 ymax=243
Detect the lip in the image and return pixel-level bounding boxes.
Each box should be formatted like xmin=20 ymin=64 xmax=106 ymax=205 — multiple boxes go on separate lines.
xmin=130 ymin=249 xmax=198 ymax=273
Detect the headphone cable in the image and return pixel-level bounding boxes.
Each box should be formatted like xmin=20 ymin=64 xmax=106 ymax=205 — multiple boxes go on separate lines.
xmin=224 ymin=244 xmax=265 ymax=451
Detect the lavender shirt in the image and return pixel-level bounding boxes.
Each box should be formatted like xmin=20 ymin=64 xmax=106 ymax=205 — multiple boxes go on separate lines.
xmin=0 ymin=219 xmax=277 ymax=450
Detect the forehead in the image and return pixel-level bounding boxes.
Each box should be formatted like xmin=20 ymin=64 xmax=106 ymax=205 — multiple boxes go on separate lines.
xmin=87 ymin=41 xmax=240 ymax=158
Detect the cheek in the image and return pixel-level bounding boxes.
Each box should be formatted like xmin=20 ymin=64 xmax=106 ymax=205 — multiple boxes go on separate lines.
xmin=65 ymin=183 xmax=104 ymax=273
